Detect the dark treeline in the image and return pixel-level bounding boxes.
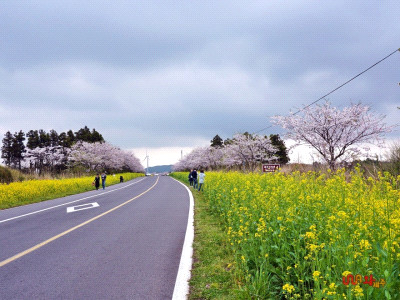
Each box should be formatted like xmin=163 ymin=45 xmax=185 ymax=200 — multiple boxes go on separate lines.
xmin=1 ymin=126 xmax=104 ymax=170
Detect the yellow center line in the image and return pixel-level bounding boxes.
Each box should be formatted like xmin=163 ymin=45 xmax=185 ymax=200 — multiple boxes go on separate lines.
xmin=0 ymin=176 xmax=159 ymax=268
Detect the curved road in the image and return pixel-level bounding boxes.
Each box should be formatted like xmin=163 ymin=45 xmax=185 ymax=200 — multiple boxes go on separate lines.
xmin=0 ymin=175 xmax=191 ymax=299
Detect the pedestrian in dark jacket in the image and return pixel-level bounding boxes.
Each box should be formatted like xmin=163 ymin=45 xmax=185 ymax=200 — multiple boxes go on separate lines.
xmin=188 ymin=169 xmax=194 ymax=186
xmin=120 ymin=175 xmax=124 ymax=183
xmin=191 ymin=169 xmax=198 ymax=189
xmin=94 ymin=174 xmax=100 ymax=190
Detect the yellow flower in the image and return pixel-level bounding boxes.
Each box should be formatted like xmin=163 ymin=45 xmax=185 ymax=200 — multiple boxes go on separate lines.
xmin=352 ymin=285 xmax=364 ymax=297
xmin=305 ymin=231 xmax=316 ymax=240
xmin=282 ymin=283 xmax=295 ymax=293
xmin=313 ymin=271 xmax=321 ymax=279
xmin=342 ymin=271 xmax=351 ymax=277
xmin=360 ymin=239 xmax=372 ymax=250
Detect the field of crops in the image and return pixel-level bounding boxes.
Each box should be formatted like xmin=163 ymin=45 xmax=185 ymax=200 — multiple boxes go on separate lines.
xmin=174 ymin=170 xmax=400 ymax=299
xmin=0 ymin=173 xmax=144 ymax=210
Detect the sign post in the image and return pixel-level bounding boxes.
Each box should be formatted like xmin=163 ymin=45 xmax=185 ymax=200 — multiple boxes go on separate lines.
xmin=262 ymin=164 xmax=280 ymax=173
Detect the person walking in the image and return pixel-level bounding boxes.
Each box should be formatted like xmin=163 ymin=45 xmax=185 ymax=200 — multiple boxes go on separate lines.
xmin=191 ymin=169 xmax=198 ymax=189
xmin=101 ymin=172 xmax=107 ymax=190
xmin=120 ymin=175 xmax=124 ymax=183
xmin=198 ymin=170 xmax=205 ymax=191
xmin=94 ymin=174 xmax=100 ymax=190
xmin=188 ymin=169 xmax=194 ymax=186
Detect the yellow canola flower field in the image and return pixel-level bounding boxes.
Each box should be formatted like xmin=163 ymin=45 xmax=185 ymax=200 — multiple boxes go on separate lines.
xmin=174 ymin=169 xmax=400 ymax=299
xmin=0 ymin=173 xmax=144 ymax=210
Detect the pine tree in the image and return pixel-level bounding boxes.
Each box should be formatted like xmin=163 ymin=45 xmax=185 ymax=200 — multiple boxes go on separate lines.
xmin=50 ymin=129 xmax=59 ymax=146
xmin=66 ymin=130 xmax=75 ymax=147
xmin=90 ymin=128 xmax=104 ymax=143
xmin=75 ymin=126 xmax=91 ymax=142
xmin=38 ymin=129 xmax=51 ymax=147
xmin=1 ymin=131 xmax=14 ymax=167
xmin=11 ymin=130 xmax=26 ymax=169
xmin=269 ymin=134 xmax=289 ymax=164
xmin=210 ymin=134 xmax=224 ymax=148
xmin=27 ymin=130 xmax=40 ymax=149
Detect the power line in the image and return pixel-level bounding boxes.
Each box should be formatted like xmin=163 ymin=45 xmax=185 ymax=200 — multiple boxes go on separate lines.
xmin=254 ymin=48 xmax=400 ymax=134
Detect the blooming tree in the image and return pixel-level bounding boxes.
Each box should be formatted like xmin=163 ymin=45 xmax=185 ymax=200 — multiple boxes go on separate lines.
xmin=272 ymin=101 xmax=394 ymax=170
xmin=69 ymin=141 xmax=144 ymax=173
xmin=24 ymin=146 xmax=70 ymax=174
xmin=173 ymin=133 xmax=278 ymax=172
xmin=224 ymin=133 xmax=278 ymax=171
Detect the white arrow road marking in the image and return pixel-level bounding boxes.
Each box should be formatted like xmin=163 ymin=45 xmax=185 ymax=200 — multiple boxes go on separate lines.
xmin=0 ymin=177 xmax=146 ymax=224
xmin=67 ymin=202 xmax=99 ymax=213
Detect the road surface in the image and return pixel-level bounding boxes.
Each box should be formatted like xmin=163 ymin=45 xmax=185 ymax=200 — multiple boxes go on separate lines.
xmin=0 ymin=175 xmax=191 ymax=299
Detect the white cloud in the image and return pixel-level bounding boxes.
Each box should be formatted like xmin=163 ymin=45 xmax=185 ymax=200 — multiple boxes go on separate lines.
xmin=286 ymin=138 xmax=398 ymax=164
xmin=131 ymin=140 xmax=209 ymax=167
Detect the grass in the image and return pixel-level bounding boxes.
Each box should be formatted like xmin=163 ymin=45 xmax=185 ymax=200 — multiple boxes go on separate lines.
xmin=171 ymin=173 xmax=241 ymax=299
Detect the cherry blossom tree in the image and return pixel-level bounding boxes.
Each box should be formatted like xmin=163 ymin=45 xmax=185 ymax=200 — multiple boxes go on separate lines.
xmin=272 ymin=101 xmax=394 ymax=170
xmin=24 ymin=146 xmax=70 ymax=174
xmin=223 ymin=133 xmax=278 ymax=171
xmin=173 ymin=133 xmax=278 ymax=172
xmin=68 ymin=141 xmax=144 ymax=173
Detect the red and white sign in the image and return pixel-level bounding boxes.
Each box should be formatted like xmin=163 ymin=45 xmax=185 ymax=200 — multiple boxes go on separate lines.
xmin=262 ymin=164 xmax=280 ymax=172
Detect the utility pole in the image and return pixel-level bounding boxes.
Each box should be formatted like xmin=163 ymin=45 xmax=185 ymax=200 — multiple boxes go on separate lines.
xmin=144 ymin=151 xmax=149 ymax=174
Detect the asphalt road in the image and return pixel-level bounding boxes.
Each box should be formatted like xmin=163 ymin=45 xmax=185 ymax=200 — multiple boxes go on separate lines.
xmin=0 ymin=175 xmax=191 ymax=299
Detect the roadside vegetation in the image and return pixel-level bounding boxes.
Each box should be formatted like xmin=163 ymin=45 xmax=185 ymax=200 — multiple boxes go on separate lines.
xmin=170 ymin=100 xmax=399 ymax=298
xmin=0 ymin=172 xmax=144 ymax=210
xmin=173 ymin=169 xmax=400 ymax=299
xmin=171 ymin=172 xmax=240 ymax=299
xmin=0 ymin=126 xmax=146 ymax=210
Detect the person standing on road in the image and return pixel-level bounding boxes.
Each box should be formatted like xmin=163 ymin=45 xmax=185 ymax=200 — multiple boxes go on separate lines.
xmin=191 ymin=169 xmax=198 ymax=189
xmin=198 ymin=170 xmax=205 ymax=191
xmin=94 ymin=174 xmax=100 ymax=190
xmin=101 ymin=172 xmax=107 ymax=190
xmin=188 ymin=169 xmax=194 ymax=186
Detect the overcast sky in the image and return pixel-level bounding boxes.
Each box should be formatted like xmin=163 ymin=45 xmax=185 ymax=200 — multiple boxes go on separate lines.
xmin=1 ymin=1 xmax=399 ymax=166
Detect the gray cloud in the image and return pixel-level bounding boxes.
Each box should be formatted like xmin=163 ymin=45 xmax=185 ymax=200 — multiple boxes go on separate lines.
xmin=0 ymin=0 xmax=399 ymax=156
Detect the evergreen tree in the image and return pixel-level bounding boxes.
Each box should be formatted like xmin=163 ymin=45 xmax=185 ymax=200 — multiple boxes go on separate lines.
xmin=50 ymin=129 xmax=59 ymax=146
xmin=58 ymin=132 xmax=68 ymax=147
xmin=26 ymin=130 xmax=40 ymax=149
xmin=90 ymin=128 xmax=104 ymax=143
xmin=38 ymin=129 xmax=51 ymax=147
xmin=210 ymin=134 xmax=224 ymax=148
xmin=224 ymin=138 xmax=233 ymax=146
xmin=66 ymin=130 xmax=75 ymax=146
xmin=269 ymin=134 xmax=289 ymax=164
xmin=1 ymin=131 xmax=14 ymax=167
xmin=75 ymin=126 xmax=91 ymax=142
xmin=11 ymin=130 xmax=25 ymax=169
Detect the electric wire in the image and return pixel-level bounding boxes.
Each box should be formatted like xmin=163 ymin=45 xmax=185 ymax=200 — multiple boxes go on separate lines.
xmin=253 ymin=48 xmax=400 ymax=135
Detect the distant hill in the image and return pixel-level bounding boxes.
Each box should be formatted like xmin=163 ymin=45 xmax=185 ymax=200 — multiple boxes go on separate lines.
xmin=147 ymin=165 xmax=173 ymax=173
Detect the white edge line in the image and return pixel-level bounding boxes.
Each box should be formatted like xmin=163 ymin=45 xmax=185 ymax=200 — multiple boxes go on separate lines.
xmin=171 ymin=178 xmax=194 ymax=300
xmin=0 ymin=177 xmax=146 ymax=224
